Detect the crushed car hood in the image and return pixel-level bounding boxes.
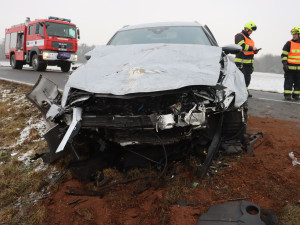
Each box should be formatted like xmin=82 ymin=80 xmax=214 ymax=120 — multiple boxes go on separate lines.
xmin=62 ymin=44 xmax=223 ymax=105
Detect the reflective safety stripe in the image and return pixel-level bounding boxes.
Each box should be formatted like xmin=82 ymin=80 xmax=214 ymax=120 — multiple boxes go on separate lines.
xmin=291 ymin=49 xmax=300 ymax=53
xmin=281 ymin=57 xmax=288 ymax=61
xmin=294 ymin=91 xmax=300 ymax=94
xmin=282 ymin=50 xmax=289 ymax=55
xmin=237 ymin=40 xmax=245 ymax=46
xmin=288 ymin=55 xmax=300 ymax=59
xmin=245 ymin=44 xmax=250 ymax=51
xmin=287 ymin=65 xmax=300 ymax=70
xmin=284 ymin=90 xmax=293 ymax=94
xmin=235 ymin=58 xmax=254 ymax=63
xmin=288 ymin=59 xmax=300 ymax=63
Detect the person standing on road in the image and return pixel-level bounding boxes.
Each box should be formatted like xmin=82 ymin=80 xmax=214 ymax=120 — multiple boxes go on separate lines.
xmin=281 ymin=27 xmax=300 ymax=100
xmin=235 ymin=21 xmax=260 ymax=98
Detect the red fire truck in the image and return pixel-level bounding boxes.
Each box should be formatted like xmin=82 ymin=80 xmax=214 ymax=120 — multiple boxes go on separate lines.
xmin=4 ymin=17 xmax=79 ymax=72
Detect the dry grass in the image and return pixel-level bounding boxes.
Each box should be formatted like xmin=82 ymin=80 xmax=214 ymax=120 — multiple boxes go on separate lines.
xmin=279 ymin=205 xmax=300 ymax=225
xmin=0 ymin=80 xmax=55 ymax=225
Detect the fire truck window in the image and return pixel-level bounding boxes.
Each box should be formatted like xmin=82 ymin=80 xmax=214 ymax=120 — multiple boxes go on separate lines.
xmin=45 ymin=22 xmax=76 ymax=39
xmin=10 ymin=32 xmax=17 ymax=49
xmin=39 ymin=24 xmax=44 ymax=35
xmin=34 ymin=23 xmax=44 ymax=35
xmin=29 ymin=26 xmax=33 ymax=35
xmin=35 ymin=24 xmax=39 ymax=34
xmin=17 ymin=33 xmax=24 ymax=50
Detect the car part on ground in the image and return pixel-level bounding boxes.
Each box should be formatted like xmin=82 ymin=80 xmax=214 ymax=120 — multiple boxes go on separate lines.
xmin=197 ymin=200 xmax=278 ymax=225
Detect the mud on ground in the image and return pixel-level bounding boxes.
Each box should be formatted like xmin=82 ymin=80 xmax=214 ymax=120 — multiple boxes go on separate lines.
xmin=39 ymin=115 xmax=300 ymax=225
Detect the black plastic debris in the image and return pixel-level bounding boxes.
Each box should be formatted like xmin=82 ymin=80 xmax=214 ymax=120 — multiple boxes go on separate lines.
xmin=197 ymin=200 xmax=276 ymax=225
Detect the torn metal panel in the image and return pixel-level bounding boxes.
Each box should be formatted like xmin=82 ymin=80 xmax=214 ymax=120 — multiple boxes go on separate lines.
xmin=56 ymin=107 xmax=82 ymax=153
xmin=26 ymin=75 xmax=62 ymax=116
xmin=222 ymin=55 xmax=248 ymax=107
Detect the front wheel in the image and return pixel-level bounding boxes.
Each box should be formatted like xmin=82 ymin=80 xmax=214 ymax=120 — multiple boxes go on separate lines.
xmin=32 ymin=54 xmax=47 ymax=71
xmin=61 ymin=62 xmax=71 ymax=72
xmin=10 ymin=54 xmax=23 ymax=70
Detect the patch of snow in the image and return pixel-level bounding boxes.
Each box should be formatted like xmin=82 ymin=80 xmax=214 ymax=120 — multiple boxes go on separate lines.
xmin=18 ymin=149 xmax=34 ymax=166
xmin=34 ymin=159 xmax=48 ymax=172
xmin=11 ymin=152 xmax=18 ymax=156
xmin=14 ymin=117 xmax=47 ymax=146
xmin=249 ymin=72 xmax=284 ymax=93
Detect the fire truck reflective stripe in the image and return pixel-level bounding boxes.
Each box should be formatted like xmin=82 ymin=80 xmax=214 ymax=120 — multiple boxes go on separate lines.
xmin=26 ymin=40 xmax=44 ymax=47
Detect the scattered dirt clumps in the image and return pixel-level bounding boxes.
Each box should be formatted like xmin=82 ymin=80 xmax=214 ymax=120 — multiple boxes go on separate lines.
xmin=40 ymin=115 xmax=300 ymax=225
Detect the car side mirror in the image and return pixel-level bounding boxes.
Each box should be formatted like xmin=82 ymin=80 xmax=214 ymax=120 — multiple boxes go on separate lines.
xmin=222 ymin=44 xmax=242 ymax=55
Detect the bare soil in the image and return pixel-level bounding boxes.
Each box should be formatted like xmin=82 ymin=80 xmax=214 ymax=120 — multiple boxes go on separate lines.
xmin=39 ymin=115 xmax=300 ymax=225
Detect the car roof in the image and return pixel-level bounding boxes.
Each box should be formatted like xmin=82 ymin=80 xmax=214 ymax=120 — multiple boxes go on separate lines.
xmin=118 ymin=21 xmax=203 ymax=31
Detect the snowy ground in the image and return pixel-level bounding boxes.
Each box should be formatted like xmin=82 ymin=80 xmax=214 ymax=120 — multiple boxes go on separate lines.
xmin=249 ymin=72 xmax=284 ymax=94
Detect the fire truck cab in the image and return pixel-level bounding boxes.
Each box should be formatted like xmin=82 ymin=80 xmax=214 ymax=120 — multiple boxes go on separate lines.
xmin=4 ymin=17 xmax=79 ymax=72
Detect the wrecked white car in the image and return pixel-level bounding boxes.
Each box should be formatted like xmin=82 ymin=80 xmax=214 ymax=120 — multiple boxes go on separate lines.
xmin=27 ymin=22 xmax=248 ymax=173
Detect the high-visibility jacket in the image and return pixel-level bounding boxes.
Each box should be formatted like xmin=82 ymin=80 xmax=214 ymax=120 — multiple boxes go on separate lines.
xmin=281 ymin=39 xmax=300 ymax=70
xmin=240 ymin=33 xmax=255 ymax=56
xmin=287 ymin=41 xmax=300 ymax=65
xmin=235 ymin=30 xmax=255 ymax=64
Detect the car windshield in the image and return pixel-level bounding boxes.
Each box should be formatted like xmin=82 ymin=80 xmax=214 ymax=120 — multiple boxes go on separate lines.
xmin=108 ymin=26 xmax=212 ymax=45
xmin=45 ymin=22 xmax=76 ymax=39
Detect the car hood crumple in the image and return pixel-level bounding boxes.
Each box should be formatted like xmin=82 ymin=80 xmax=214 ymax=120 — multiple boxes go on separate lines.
xmin=62 ymin=44 xmax=223 ymax=105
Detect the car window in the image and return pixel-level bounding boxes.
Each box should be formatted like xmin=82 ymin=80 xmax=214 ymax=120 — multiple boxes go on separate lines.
xmin=109 ymin=26 xmax=212 ymax=46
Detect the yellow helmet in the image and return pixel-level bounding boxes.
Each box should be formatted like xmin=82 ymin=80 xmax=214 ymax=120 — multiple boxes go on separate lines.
xmin=291 ymin=26 xmax=300 ymax=34
xmin=244 ymin=21 xmax=257 ymax=31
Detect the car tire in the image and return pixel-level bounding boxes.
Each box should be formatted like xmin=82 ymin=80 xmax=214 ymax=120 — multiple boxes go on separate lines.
xmin=10 ymin=54 xmax=23 ymax=70
xmin=32 ymin=54 xmax=46 ymax=71
xmin=61 ymin=62 xmax=71 ymax=72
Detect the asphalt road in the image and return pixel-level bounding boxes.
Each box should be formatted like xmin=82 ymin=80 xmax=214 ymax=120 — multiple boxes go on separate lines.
xmin=1 ymin=66 xmax=300 ymax=123
xmin=0 ymin=66 xmax=70 ymax=90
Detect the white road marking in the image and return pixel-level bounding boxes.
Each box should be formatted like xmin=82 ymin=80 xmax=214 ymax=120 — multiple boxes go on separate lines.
xmin=0 ymin=77 xmax=33 ymax=86
xmin=257 ymin=97 xmax=300 ymax=105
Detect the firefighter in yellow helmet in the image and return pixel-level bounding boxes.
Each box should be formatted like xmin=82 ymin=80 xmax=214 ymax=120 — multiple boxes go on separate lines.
xmin=281 ymin=27 xmax=300 ymax=100
xmin=235 ymin=21 xmax=260 ymax=97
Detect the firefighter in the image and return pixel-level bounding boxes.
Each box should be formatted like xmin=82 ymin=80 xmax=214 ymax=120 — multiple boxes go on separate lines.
xmin=281 ymin=27 xmax=300 ymax=100
xmin=235 ymin=21 xmax=259 ymax=98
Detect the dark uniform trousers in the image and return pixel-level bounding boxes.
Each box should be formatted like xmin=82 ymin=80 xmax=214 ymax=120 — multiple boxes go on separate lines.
xmin=235 ymin=62 xmax=253 ymax=87
xmin=284 ymin=70 xmax=300 ymax=98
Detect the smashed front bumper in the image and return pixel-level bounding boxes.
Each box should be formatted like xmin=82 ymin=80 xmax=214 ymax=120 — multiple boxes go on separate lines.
xmin=27 ymin=75 xmax=244 ymax=163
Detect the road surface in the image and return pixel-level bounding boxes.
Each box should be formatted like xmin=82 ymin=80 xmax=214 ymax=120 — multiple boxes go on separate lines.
xmin=1 ymin=65 xmax=300 ymax=123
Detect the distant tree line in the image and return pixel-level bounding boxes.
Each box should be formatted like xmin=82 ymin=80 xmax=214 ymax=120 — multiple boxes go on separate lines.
xmin=76 ymin=43 xmax=95 ymax=63
xmin=0 ymin=40 xmax=5 ymax=60
xmin=254 ymin=54 xmax=284 ymax=74
xmin=0 ymin=40 xmax=284 ymax=74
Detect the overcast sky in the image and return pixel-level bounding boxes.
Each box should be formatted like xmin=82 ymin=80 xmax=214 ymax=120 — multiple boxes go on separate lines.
xmin=0 ymin=0 xmax=299 ymax=56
